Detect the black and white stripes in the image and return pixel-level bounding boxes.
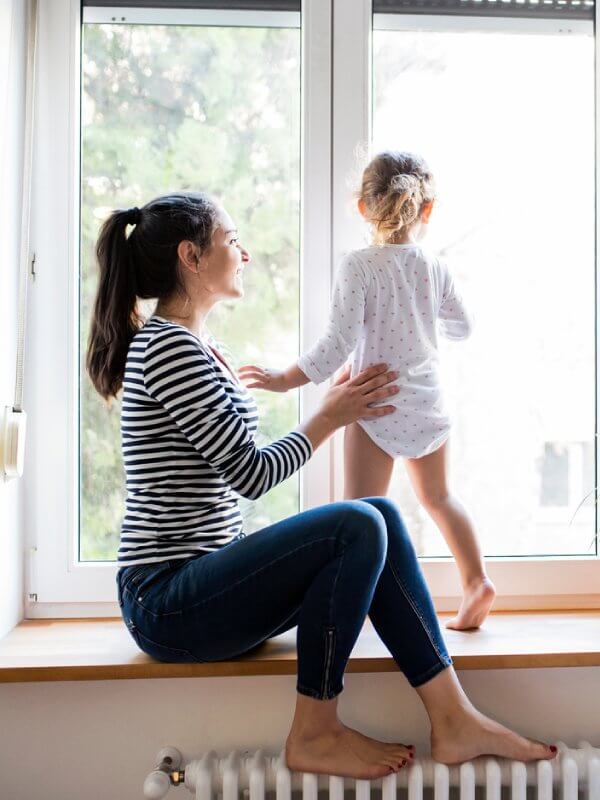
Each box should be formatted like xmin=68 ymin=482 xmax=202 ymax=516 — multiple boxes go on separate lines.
xmin=118 ymin=316 xmax=312 ymax=566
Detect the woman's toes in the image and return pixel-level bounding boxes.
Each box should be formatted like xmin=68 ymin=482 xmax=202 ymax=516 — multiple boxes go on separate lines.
xmin=530 ymin=741 xmax=557 ymax=760
xmin=389 ymin=745 xmax=412 ymax=759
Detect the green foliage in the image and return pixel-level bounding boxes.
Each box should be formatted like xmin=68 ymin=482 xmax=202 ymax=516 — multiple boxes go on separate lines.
xmin=80 ymin=23 xmax=301 ymax=560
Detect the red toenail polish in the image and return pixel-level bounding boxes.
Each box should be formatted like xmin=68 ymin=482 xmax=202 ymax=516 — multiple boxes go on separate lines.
xmin=550 ymin=746 xmax=557 ymax=753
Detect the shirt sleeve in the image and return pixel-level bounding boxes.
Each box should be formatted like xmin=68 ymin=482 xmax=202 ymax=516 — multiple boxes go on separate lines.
xmin=436 ymin=259 xmax=474 ymax=341
xmin=297 ymin=253 xmax=369 ymax=384
xmin=143 ymin=326 xmax=313 ymax=500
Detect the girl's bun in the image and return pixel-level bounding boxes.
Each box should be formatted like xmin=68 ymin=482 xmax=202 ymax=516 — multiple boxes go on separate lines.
xmin=359 ymin=151 xmax=434 ymax=243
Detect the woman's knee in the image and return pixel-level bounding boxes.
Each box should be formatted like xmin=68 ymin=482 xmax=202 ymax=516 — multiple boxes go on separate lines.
xmin=361 ymin=495 xmax=409 ymax=529
xmin=360 ymin=496 xmax=413 ymax=546
xmin=338 ymin=500 xmax=388 ymax=563
xmin=361 ymin=495 xmax=399 ymax=518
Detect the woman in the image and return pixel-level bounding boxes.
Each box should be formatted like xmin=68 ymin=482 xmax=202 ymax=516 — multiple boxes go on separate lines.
xmin=86 ymin=192 xmax=556 ymax=780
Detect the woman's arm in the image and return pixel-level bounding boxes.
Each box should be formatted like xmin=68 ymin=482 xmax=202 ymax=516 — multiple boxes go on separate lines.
xmin=143 ymin=326 xmax=312 ymax=500
xmin=143 ymin=327 xmax=398 ymax=498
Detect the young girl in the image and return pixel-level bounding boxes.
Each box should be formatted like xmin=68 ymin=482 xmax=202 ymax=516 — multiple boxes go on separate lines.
xmin=240 ymin=151 xmax=495 ymax=631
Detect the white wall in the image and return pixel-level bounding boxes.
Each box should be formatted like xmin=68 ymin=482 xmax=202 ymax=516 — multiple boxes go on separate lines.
xmin=0 ymin=668 xmax=598 ymax=800
xmin=0 ymin=0 xmax=26 ymax=637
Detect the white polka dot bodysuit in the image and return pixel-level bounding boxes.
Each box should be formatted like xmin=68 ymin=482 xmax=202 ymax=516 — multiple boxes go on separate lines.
xmin=297 ymin=243 xmax=473 ymax=459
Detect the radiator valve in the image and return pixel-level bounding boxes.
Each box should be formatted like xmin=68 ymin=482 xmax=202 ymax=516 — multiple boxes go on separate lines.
xmin=144 ymin=747 xmax=183 ymax=799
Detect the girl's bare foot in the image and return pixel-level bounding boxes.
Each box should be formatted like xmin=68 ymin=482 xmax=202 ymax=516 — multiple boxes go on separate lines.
xmin=446 ymin=577 xmax=496 ymax=631
xmin=431 ymin=705 xmax=556 ymax=764
xmin=286 ymin=723 xmax=411 ymax=779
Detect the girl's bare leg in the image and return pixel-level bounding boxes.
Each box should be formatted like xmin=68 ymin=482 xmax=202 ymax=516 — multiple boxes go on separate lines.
xmin=285 ymin=694 xmax=414 ymax=778
xmin=416 ymin=666 xmax=556 ymax=764
xmin=405 ymin=441 xmax=495 ymax=630
xmin=344 ymin=422 xmax=394 ymax=499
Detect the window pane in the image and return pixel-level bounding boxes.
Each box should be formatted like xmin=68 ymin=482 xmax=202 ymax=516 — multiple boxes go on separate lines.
xmin=80 ymin=21 xmax=301 ymax=560
xmin=373 ymin=26 xmax=595 ymax=556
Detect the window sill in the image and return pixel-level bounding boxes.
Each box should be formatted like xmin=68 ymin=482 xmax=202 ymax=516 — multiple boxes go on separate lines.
xmin=1 ymin=611 xmax=599 ymax=684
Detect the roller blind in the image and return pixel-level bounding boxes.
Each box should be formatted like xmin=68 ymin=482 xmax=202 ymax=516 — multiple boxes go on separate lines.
xmin=81 ymin=1 xmax=300 ymax=9
xmin=373 ymin=0 xmax=593 ymax=20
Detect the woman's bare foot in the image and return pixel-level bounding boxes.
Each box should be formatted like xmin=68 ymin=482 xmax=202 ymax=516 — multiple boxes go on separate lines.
xmin=343 ymin=726 xmax=414 ymax=764
xmin=431 ymin=705 xmax=556 ymax=764
xmin=286 ymin=723 xmax=411 ymax=779
xmin=446 ymin=577 xmax=496 ymax=631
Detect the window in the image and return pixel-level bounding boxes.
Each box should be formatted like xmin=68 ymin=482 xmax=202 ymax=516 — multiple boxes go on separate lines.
xmin=372 ymin=9 xmax=596 ymax=558
xmin=28 ymin=0 xmax=599 ymax=612
xmin=80 ymin=11 xmax=301 ymax=560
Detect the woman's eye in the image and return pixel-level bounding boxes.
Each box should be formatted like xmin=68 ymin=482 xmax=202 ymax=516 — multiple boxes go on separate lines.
xmin=230 ymin=238 xmax=239 ymax=245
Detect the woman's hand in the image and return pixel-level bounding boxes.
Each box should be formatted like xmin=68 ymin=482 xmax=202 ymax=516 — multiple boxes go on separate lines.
xmin=320 ymin=363 xmax=399 ymax=427
xmin=298 ymin=363 xmax=398 ymax=451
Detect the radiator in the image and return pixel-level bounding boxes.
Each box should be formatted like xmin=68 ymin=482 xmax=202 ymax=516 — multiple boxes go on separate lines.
xmin=143 ymin=743 xmax=600 ymax=800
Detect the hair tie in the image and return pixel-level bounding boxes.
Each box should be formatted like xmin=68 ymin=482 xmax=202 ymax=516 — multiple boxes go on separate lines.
xmin=127 ymin=206 xmax=141 ymax=226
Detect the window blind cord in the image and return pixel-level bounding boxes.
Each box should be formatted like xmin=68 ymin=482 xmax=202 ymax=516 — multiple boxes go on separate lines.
xmin=13 ymin=0 xmax=38 ymax=414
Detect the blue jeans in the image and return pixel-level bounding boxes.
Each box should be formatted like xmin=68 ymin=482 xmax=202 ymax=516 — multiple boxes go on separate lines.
xmin=117 ymin=497 xmax=452 ymax=698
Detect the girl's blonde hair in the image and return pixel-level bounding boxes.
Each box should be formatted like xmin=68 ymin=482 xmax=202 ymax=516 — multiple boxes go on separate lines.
xmin=358 ymin=151 xmax=435 ymax=244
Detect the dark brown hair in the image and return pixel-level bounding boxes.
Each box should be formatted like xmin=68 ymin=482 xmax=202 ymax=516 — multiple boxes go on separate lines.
xmin=86 ymin=192 xmax=218 ymax=400
xmin=359 ymin=151 xmax=435 ymax=244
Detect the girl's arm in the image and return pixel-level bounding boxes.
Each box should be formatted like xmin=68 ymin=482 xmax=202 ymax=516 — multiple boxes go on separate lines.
xmin=238 ymin=362 xmax=310 ymax=393
xmin=239 ymin=254 xmax=368 ymax=391
xmin=437 ymin=260 xmax=474 ymax=341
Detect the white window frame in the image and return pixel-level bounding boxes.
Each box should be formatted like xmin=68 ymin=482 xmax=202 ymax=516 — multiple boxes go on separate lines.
xmin=26 ymin=0 xmax=333 ymax=616
xmin=331 ymin=0 xmax=600 ymax=613
xmin=25 ymin=0 xmax=600 ymax=617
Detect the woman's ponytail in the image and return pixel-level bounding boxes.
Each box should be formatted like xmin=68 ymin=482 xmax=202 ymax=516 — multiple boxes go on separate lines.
xmin=86 ymin=208 xmax=142 ymax=401
xmin=86 ymin=192 xmax=218 ymax=402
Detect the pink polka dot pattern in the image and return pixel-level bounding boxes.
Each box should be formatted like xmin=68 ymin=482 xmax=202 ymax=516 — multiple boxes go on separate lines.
xmin=297 ymin=243 xmax=473 ymax=458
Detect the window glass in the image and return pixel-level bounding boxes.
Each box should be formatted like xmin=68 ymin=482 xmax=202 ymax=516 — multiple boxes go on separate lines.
xmin=373 ymin=26 xmax=596 ymax=556
xmin=80 ymin=20 xmax=301 ymax=559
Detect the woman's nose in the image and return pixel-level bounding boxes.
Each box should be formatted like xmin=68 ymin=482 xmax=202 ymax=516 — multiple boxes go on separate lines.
xmin=241 ymin=247 xmax=251 ymax=263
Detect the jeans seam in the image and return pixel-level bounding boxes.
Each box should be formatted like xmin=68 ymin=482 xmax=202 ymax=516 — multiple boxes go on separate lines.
xmin=321 ymin=627 xmax=336 ymax=699
xmin=385 ymin=555 xmax=448 ymax=664
xmin=408 ymin=656 xmax=453 ymax=688
xmin=124 ymin=616 xmax=200 ymax=661
xmin=320 ymin=504 xmax=360 ymax=697
xmin=297 ymin=683 xmax=330 ymax=700
xmin=143 ymin=536 xmax=339 ymax=617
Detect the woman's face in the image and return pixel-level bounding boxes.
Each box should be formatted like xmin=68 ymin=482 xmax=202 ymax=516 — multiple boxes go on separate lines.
xmin=201 ymin=207 xmax=251 ymax=300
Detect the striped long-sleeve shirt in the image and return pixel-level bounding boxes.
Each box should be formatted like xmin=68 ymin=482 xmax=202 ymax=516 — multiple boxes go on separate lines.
xmin=118 ymin=316 xmax=312 ymax=566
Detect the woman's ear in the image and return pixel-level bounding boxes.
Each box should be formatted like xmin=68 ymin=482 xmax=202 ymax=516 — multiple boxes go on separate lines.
xmin=357 ymin=197 xmax=367 ymax=218
xmin=177 ymin=240 xmax=201 ymax=274
xmin=421 ymin=200 xmax=434 ymax=224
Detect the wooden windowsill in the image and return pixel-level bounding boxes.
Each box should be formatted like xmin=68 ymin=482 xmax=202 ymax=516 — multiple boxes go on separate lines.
xmin=1 ymin=611 xmax=599 ymax=683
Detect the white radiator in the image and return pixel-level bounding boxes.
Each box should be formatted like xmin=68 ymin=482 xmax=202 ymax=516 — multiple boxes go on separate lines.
xmin=143 ymin=743 xmax=600 ymax=800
